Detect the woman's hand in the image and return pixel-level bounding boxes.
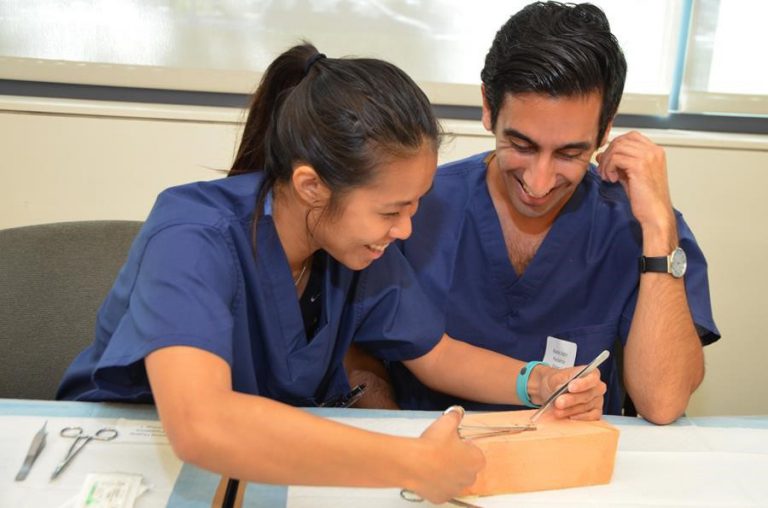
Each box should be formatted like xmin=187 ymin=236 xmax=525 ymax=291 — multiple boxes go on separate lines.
xmin=531 ymin=364 xmax=607 ymax=421
xmin=408 ymin=409 xmax=485 ymax=503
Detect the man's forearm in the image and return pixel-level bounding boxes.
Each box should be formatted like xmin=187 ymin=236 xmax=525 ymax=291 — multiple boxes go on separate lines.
xmin=624 ymin=273 xmax=704 ymax=424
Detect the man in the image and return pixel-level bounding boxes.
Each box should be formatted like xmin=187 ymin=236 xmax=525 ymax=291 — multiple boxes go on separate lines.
xmin=350 ymin=1 xmax=719 ymax=424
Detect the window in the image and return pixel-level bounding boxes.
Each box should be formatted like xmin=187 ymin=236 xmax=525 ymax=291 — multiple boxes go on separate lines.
xmin=0 ymin=0 xmax=765 ymax=124
xmin=680 ymin=0 xmax=768 ymax=115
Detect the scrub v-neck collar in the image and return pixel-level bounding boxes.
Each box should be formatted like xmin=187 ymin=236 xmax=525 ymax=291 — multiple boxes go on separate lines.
xmin=472 ymin=153 xmax=589 ymax=303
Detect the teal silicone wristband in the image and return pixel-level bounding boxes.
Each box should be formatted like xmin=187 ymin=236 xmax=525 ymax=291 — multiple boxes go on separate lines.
xmin=516 ymin=361 xmax=548 ymax=408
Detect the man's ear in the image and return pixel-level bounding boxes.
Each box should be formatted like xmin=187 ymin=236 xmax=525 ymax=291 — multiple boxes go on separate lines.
xmin=292 ymin=164 xmax=331 ymax=206
xmin=599 ymin=120 xmax=614 ymax=149
xmin=481 ymin=85 xmax=493 ymax=133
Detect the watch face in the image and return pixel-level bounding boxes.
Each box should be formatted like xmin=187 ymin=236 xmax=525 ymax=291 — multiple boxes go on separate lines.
xmin=670 ymin=247 xmax=687 ymax=278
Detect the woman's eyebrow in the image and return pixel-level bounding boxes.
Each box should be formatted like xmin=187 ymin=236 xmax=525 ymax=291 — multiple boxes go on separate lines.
xmin=386 ymin=183 xmax=434 ymax=207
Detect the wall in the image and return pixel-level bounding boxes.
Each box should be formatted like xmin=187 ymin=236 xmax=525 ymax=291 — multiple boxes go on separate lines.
xmin=1 ymin=97 xmax=766 ymax=416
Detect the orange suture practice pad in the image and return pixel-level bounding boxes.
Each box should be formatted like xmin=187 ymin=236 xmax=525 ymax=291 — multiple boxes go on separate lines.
xmin=460 ymin=409 xmax=619 ymax=496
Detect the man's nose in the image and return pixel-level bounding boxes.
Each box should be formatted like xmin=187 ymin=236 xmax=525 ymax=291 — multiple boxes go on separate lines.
xmin=522 ymin=155 xmax=556 ymax=198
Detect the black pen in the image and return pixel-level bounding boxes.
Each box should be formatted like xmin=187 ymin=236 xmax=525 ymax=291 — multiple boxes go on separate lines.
xmin=339 ymin=383 xmax=367 ymax=408
xmin=320 ymin=384 xmax=368 ymax=408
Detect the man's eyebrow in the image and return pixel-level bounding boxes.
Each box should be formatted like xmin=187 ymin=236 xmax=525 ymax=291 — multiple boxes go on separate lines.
xmin=503 ymin=128 xmax=538 ymax=148
xmin=558 ymin=141 xmax=592 ymax=152
xmin=503 ymin=128 xmax=592 ymax=152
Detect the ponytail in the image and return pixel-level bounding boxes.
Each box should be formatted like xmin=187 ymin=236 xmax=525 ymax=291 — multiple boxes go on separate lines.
xmin=229 ymin=41 xmax=440 ymax=223
xmin=229 ymin=43 xmax=319 ymax=176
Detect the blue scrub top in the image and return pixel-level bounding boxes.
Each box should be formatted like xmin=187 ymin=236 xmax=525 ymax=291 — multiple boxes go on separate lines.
xmin=57 ymin=172 xmax=442 ymax=405
xmin=388 ymin=152 xmax=720 ymax=414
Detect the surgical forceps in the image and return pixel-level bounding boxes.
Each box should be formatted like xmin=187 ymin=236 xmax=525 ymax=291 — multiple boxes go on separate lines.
xmin=51 ymin=426 xmax=119 ymax=480
xmin=399 ymin=406 xmax=531 ymax=507
xmin=399 ymin=424 xmax=533 ymax=505
xmin=400 ymin=488 xmax=484 ymax=507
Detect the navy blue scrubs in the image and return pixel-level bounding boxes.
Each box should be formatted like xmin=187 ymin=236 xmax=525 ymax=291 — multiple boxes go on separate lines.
xmin=386 ymin=152 xmax=720 ymax=414
xmin=57 ymin=173 xmax=442 ymax=405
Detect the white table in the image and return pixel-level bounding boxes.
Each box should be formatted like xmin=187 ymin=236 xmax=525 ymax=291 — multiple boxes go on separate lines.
xmin=3 ymin=399 xmax=767 ymax=507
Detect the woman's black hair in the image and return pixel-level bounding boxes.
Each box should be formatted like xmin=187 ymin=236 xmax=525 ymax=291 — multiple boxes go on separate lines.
xmin=481 ymin=2 xmax=626 ymax=145
xmin=229 ymin=42 xmax=440 ymax=221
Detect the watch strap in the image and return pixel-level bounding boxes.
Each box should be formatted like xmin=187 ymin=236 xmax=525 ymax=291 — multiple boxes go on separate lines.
xmin=638 ymin=255 xmax=668 ymax=273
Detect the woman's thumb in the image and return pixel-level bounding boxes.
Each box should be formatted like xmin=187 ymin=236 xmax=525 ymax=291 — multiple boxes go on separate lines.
xmin=421 ymin=405 xmax=464 ymax=440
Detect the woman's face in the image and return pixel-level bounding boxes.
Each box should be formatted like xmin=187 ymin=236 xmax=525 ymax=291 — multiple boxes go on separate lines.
xmin=312 ymin=143 xmax=437 ymax=271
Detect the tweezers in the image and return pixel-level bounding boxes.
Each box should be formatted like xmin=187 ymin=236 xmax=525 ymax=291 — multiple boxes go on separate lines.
xmin=529 ymin=349 xmax=611 ymax=423
xmin=15 ymin=421 xmax=47 ymax=481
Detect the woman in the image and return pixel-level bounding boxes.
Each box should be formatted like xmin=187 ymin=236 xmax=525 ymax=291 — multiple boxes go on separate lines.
xmin=58 ymin=43 xmax=604 ymax=502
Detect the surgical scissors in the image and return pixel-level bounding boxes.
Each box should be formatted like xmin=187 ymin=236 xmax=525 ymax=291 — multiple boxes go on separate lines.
xmin=400 ymin=488 xmax=483 ymax=507
xmin=51 ymin=426 xmax=118 ymax=480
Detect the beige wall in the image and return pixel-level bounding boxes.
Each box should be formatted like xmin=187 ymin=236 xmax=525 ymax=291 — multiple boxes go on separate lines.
xmin=1 ymin=97 xmax=766 ymax=416
xmin=665 ymin=145 xmax=768 ymax=416
xmin=0 ymin=102 xmax=241 ymax=228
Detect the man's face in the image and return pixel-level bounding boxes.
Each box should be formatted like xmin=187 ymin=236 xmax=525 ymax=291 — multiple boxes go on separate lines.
xmin=483 ymin=91 xmax=604 ymax=224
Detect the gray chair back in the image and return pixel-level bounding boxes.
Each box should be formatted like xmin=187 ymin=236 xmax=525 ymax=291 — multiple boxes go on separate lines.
xmin=0 ymin=220 xmax=142 ymax=400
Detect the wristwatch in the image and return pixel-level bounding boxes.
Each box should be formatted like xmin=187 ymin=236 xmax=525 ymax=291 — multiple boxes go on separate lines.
xmin=639 ymin=246 xmax=687 ymax=278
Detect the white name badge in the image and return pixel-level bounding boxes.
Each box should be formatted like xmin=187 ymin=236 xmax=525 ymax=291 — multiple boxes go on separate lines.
xmin=543 ymin=336 xmax=577 ymax=368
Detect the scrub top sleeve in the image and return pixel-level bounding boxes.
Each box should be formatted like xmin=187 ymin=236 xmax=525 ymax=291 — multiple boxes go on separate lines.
xmin=94 ymin=224 xmax=239 ymax=390
xmin=677 ymin=215 xmax=720 ymax=344
xmin=619 ymin=213 xmax=720 ymax=345
xmin=352 ymin=248 xmax=444 ymax=361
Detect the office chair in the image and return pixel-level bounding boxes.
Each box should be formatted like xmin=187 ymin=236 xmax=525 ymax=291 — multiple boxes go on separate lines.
xmin=0 ymin=220 xmax=142 ymax=400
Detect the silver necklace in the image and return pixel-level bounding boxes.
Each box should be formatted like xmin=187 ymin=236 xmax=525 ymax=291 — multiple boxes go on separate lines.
xmin=293 ymin=260 xmax=309 ymax=287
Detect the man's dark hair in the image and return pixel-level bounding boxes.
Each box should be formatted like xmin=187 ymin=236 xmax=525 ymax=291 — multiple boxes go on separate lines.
xmin=481 ymin=2 xmax=627 ymax=144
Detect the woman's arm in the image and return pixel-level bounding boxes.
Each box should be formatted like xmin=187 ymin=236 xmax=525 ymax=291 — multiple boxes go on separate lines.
xmin=345 ymin=335 xmax=605 ymax=419
xmin=404 ymin=335 xmax=606 ymax=420
xmin=145 ymin=346 xmax=484 ymax=503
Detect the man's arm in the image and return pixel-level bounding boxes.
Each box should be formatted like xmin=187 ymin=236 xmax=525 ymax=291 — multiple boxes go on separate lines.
xmin=597 ymin=130 xmax=705 ymax=424
xmin=344 ymin=343 xmax=400 ymax=409
xmin=624 ymin=267 xmax=703 ymax=424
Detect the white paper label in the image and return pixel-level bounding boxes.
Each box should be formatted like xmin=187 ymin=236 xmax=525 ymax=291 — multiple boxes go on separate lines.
xmin=543 ymin=336 xmax=577 ymax=368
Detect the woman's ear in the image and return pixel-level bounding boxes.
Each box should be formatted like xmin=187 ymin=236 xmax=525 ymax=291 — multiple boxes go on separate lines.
xmin=292 ymin=164 xmax=331 ymax=206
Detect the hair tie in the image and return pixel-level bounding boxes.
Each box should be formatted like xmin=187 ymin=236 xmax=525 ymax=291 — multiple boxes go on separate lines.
xmin=304 ymin=53 xmax=326 ymax=76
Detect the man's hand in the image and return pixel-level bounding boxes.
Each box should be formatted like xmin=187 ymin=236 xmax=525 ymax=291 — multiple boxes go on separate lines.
xmin=596 ymin=131 xmax=677 ymax=251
